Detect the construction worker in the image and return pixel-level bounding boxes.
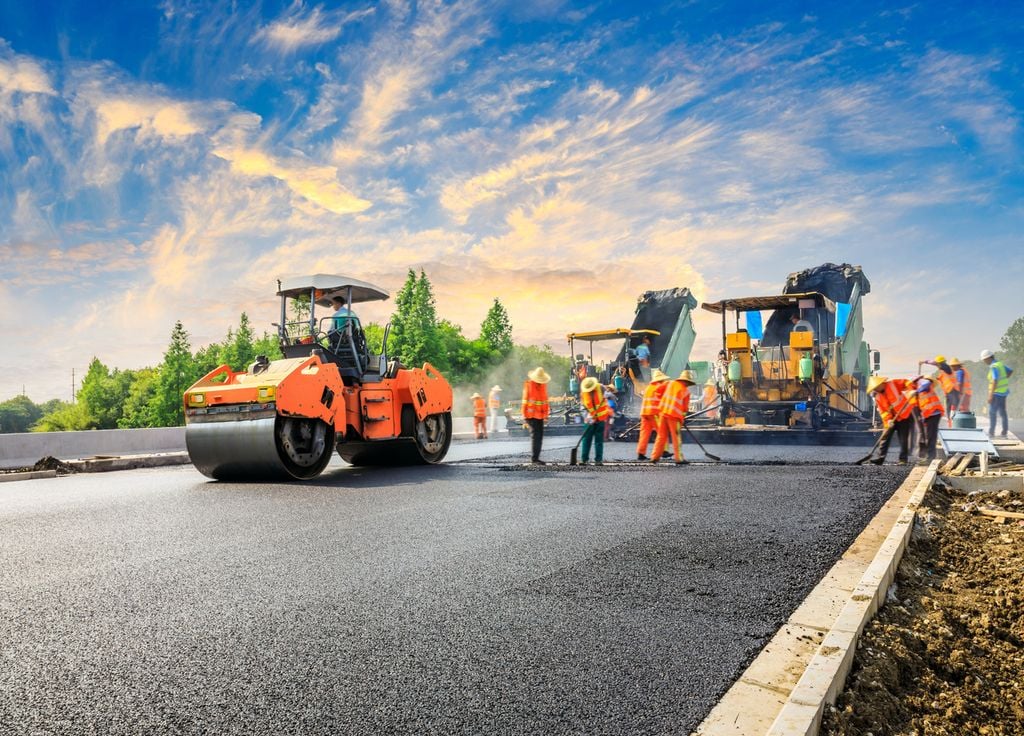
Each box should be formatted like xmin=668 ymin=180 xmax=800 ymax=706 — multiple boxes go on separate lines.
xmin=925 ymin=355 xmax=960 ymax=426
xmin=636 ymin=369 xmax=669 ymax=460
xmin=912 ymin=377 xmax=944 ymax=462
xmin=981 ymin=349 xmax=1013 ymax=438
xmin=949 ymin=358 xmax=971 ymax=412
xmin=471 ymin=392 xmax=487 ymax=439
xmin=522 ymin=367 xmax=551 ymax=464
xmin=579 ymin=377 xmax=612 ymax=465
xmin=603 ymin=386 xmax=618 ymax=441
xmin=488 ymin=385 xmax=503 ymax=434
xmin=651 ymin=369 xmax=696 ymax=465
xmin=635 ymin=336 xmax=652 ymax=381
xmin=701 ymin=379 xmax=717 ymax=412
xmin=865 ymin=375 xmax=916 ymax=465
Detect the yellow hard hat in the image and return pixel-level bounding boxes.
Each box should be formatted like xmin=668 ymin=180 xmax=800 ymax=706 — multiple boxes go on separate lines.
xmin=934 ymin=355 xmax=946 ymax=364
xmin=649 ymin=369 xmax=669 ymax=383
xmin=678 ymin=370 xmax=697 ymax=385
xmin=866 ymin=375 xmax=887 ymax=394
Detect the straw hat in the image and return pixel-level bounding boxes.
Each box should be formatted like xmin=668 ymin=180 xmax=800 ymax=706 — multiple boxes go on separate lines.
xmin=948 ymin=358 xmax=961 ymax=366
xmin=678 ymin=370 xmax=696 ymax=385
xmin=528 ymin=366 xmax=551 ymax=384
xmin=470 ymin=392 xmax=481 ymax=399
xmin=491 ymin=384 xmax=502 ymax=391
xmin=649 ymin=368 xmax=669 ymax=383
xmin=866 ymin=375 xmax=887 ymax=394
xmin=580 ymin=376 xmax=600 ymax=393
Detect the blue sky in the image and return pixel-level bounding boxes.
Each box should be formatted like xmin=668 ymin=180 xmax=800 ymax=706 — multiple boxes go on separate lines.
xmin=1 ymin=0 xmax=1022 ymax=401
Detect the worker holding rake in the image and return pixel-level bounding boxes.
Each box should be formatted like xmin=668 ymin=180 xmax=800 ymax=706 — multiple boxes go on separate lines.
xmin=579 ymin=377 xmax=612 ymax=465
xmin=651 ymin=370 xmax=696 ymax=466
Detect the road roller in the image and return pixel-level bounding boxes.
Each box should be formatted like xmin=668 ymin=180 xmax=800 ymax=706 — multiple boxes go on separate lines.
xmin=183 ymin=274 xmax=454 ymax=480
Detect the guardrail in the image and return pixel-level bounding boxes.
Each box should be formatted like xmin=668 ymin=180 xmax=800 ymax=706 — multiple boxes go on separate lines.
xmin=0 ymin=427 xmax=186 ymax=469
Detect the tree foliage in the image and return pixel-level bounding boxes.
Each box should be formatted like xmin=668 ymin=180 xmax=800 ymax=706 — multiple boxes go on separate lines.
xmin=389 ymin=269 xmax=440 ymax=369
xmin=0 ymin=395 xmax=43 ymax=433
xmin=480 ymin=298 xmax=513 ymax=356
xmin=150 ymin=321 xmax=195 ymax=427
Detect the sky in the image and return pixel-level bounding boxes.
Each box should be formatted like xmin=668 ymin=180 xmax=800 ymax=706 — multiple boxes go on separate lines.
xmin=1 ymin=0 xmax=1022 ymax=401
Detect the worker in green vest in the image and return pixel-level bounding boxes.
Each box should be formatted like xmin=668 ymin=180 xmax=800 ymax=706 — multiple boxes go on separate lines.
xmin=980 ymin=349 xmax=1013 ymax=438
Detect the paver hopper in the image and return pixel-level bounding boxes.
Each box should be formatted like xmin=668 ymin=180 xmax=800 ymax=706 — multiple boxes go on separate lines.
xmin=184 ymin=274 xmax=453 ymax=480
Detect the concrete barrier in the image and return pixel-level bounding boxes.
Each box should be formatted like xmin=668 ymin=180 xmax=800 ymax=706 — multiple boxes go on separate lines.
xmin=0 ymin=427 xmax=186 ymax=469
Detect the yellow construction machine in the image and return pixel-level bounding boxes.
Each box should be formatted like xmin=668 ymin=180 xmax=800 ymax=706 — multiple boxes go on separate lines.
xmin=184 ymin=274 xmax=453 ymax=480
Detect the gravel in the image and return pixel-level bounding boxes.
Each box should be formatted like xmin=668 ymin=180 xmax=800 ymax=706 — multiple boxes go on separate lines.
xmin=0 ymin=457 xmax=908 ymax=734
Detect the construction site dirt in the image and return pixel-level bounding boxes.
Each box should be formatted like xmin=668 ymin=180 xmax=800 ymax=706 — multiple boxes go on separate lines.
xmin=822 ymin=481 xmax=1024 ymax=736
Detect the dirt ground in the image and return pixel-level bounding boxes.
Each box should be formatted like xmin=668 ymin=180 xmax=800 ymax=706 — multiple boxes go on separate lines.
xmin=822 ymin=476 xmax=1024 ymax=736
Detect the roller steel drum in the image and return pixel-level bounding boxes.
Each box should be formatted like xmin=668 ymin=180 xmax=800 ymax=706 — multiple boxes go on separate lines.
xmin=186 ymin=416 xmax=334 ymax=481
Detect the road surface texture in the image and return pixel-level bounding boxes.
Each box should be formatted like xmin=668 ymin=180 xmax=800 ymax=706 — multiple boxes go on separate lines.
xmin=1 ymin=442 xmax=908 ymax=735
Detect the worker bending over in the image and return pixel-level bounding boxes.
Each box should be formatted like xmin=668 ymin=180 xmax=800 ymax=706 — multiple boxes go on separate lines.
xmin=913 ymin=378 xmax=945 ymax=462
xmin=651 ymin=370 xmax=696 ymax=465
xmin=579 ymin=377 xmax=612 ymax=465
xmin=981 ymin=349 xmax=1013 ymax=438
xmin=925 ymin=355 xmax=960 ymax=426
xmin=522 ymin=367 xmax=551 ymax=464
xmin=866 ymin=376 xmax=916 ymax=465
xmin=949 ymin=358 xmax=971 ymax=412
xmin=636 ymin=369 xmax=670 ymax=460
xmin=471 ymin=392 xmax=487 ymax=440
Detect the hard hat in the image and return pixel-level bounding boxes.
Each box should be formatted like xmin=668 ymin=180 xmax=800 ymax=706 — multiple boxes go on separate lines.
xmin=980 ymin=349 xmax=994 ymax=361
xmin=470 ymin=392 xmax=481 ymax=399
xmin=491 ymin=385 xmax=502 ymax=391
xmin=649 ymin=369 xmax=669 ymax=383
xmin=528 ymin=366 xmax=551 ymax=384
xmin=678 ymin=370 xmax=697 ymax=385
xmin=580 ymin=376 xmax=600 ymax=393
xmin=934 ymin=355 xmax=946 ymax=364
xmin=948 ymin=358 xmax=961 ymax=366
xmin=916 ymin=378 xmax=932 ymax=393
xmin=866 ymin=375 xmax=887 ymax=394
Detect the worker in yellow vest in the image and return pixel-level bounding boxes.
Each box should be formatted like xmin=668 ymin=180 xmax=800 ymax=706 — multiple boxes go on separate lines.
xmin=651 ymin=370 xmax=696 ymax=465
xmin=981 ymin=349 xmax=1013 ymax=438
xmin=471 ymin=392 xmax=488 ymax=439
xmin=636 ymin=369 xmax=670 ymax=460
xmin=948 ymin=358 xmax=971 ymax=412
xmin=522 ymin=367 xmax=551 ymax=464
xmin=912 ymin=377 xmax=945 ymax=462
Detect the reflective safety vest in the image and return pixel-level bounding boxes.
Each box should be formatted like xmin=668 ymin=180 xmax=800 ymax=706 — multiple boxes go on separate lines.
xmin=522 ymin=381 xmax=550 ymax=420
xmin=873 ymin=379 xmax=913 ymax=426
xmin=660 ymin=380 xmax=691 ymax=420
xmin=640 ymin=381 xmax=669 ymax=417
xmin=957 ymin=368 xmax=971 ymax=397
xmin=915 ymin=384 xmax=944 ymax=419
xmin=488 ymin=390 xmax=502 ymax=409
xmin=933 ymin=368 xmax=958 ymax=395
xmin=581 ymin=385 xmax=612 ymax=422
xmin=990 ymin=361 xmax=1011 ymax=396
xmin=473 ymin=397 xmax=487 ymax=418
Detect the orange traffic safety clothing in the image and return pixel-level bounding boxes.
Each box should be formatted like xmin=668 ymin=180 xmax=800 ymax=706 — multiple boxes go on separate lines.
xmin=652 ymin=416 xmax=683 ymax=462
xmin=473 ymin=397 xmax=487 ymax=418
xmin=914 ymin=383 xmax=944 ymax=419
xmin=636 ymin=416 xmax=659 ymax=456
xmin=522 ymin=381 xmax=550 ymax=420
xmin=488 ymin=391 xmax=502 ymax=409
xmin=957 ymin=368 xmax=972 ymax=410
xmin=640 ymin=381 xmax=668 ymax=417
xmin=659 ymin=380 xmax=692 ymax=420
xmin=581 ymin=385 xmax=612 ymax=422
xmin=873 ymin=379 xmax=914 ymax=427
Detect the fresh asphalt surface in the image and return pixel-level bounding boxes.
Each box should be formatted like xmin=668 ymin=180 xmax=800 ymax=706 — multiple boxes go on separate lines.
xmin=1 ymin=437 xmax=910 ymax=735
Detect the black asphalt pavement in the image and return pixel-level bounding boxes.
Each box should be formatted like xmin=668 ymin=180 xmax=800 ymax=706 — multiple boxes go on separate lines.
xmin=1 ymin=447 xmax=909 ymax=735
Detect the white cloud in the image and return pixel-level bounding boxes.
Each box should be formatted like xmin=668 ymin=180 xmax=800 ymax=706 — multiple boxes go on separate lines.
xmin=255 ymin=3 xmax=374 ymax=53
xmin=0 ymin=55 xmax=55 ymax=96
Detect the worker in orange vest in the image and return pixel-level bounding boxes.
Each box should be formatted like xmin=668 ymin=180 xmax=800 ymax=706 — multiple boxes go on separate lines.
xmin=487 ymin=384 xmax=503 ymax=434
xmin=522 ymin=367 xmax=551 ymax=464
xmin=651 ymin=369 xmax=696 ymax=465
xmin=579 ymin=377 xmax=612 ymax=465
xmin=471 ymin=392 xmax=488 ymax=439
xmin=865 ymin=376 xmax=916 ymax=464
xmin=912 ymin=377 xmax=945 ymax=462
xmin=636 ymin=369 xmax=670 ymax=460
xmin=949 ymin=358 xmax=971 ymax=412
xmin=924 ymin=355 xmax=960 ymax=426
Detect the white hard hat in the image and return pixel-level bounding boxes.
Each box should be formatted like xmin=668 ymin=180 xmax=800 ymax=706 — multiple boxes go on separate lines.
xmin=980 ymin=349 xmax=994 ymax=361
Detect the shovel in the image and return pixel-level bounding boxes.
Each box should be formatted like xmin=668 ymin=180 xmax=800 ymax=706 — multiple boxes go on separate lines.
xmin=683 ymin=424 xmax=722 ymax=462
xmin=855 ymin=425 xmax=893 ymax=465
xmin=569 ymin=422 xmax=595 ymax=466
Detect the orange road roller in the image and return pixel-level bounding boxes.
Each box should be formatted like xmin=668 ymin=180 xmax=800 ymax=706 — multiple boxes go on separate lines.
xmin=183 ymin=274 xmax=453 ymax=480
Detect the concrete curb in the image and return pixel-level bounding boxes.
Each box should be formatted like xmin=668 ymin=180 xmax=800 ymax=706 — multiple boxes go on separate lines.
xmin=0 ymin=469 xmax=58 ymax=483
xmin=695 ymin=461 xmax=938 ymax=735
xmin=66 ymin=453 xmax=193 ymax=473
xmin=766 ymin=460 xmax=939 ymax=735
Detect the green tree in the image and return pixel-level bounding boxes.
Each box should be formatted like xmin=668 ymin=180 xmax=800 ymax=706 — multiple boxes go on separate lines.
xmin=33 ymin=401 xmax=95 ymax=432
xmin=389 ymin=270 xmax=440 ymax=368
xmin=149 ymin=321 xmax=195 ymax=427
xmin=363 ymin=322 xmax=386 ymax=355
xmin=219 ymin=313 xmax=257 ymax=370
xmin=0 ymin=395 xmax=43 ymax=433
xmin=480 ymin=298 xmax=513 ymax=357
xmin=118 ymin=368 xmax=159 ymax=428
xmin=997 ymin=316 xmax=1023 ymax=417
xmin=76 ymin=358 xmax=135 ymax=429
xmin=253 ymin=330 xmax=283 ymax=361
xmin=435 ymin=320 xmax=493 ymax=384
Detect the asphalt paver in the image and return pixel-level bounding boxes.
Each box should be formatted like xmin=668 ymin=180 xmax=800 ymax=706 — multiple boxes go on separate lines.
xmin=0 ymin=455 xmax=909 ymax=735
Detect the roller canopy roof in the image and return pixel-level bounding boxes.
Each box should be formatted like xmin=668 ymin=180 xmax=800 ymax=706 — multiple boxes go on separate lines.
xmin=567 ymin=328 xmax=660 ymax=342
xmin=277 ymin=274 xmax=390 ymax=305
xmin=700 ymin=291 xmax=836 ymax=314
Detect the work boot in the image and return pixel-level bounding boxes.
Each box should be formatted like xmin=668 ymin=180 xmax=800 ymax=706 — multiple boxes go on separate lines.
xmin=649 ymin=459 xmax=659 ymax=465
xmin=531 ymin=459 xmax=546 ymax=465
xmin=637 ymin=453 xmax=648 ymax=461
xmin=869 ymin=457 xmax=885 ymax=465
xmin=675 ymin=459 xmax=689 ymax=466
xmin=595 ymin=460 xmax=603 ymax=466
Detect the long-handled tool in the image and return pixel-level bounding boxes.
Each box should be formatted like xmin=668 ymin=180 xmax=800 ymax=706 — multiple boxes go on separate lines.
xmin=683 ymin=424 xmax=722 ymax=462
xmin=854 ymin=425 xmax=893 ymax=465
xmin=569 ymin=422 xmax=595 ymax=466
